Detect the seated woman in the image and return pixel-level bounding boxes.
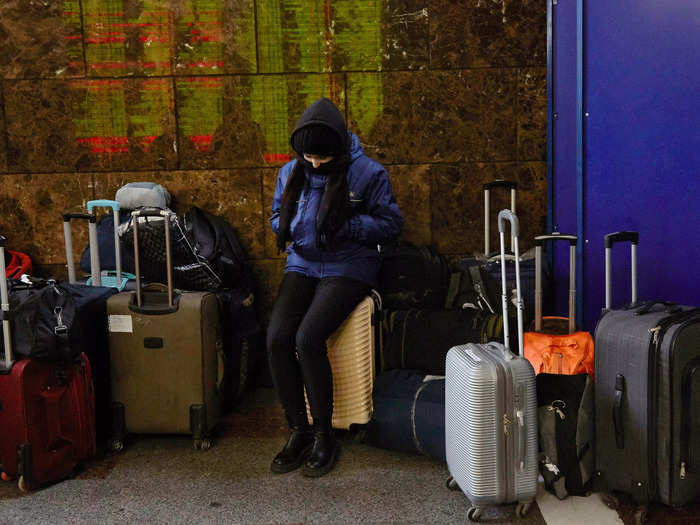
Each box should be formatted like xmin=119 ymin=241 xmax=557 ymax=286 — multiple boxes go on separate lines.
xmin=267 ymin=97 xmax=403 ymax=477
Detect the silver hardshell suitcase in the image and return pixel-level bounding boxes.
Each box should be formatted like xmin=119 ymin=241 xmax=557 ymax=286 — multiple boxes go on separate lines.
xmin=445 ymin=210 xmax=538 ymax=521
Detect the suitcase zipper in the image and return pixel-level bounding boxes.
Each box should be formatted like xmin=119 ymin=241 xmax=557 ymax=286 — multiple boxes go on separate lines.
xmin=679 ymin=357 xmax=700 ymax=480
xmin=649 ymin=310 xmax=700 ymax=501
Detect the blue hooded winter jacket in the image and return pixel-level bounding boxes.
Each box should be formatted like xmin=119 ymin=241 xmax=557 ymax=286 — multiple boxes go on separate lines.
xmin=270 ymin=131 xmax=403 ymax=286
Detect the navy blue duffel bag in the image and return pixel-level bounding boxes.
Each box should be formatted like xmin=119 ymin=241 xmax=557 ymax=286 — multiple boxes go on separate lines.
xmin=365 ymin=369 xmax=446 ymax=461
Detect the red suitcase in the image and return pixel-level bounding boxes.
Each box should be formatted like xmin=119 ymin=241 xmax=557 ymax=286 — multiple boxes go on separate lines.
xmin=0 ymin=235 xmax=96 ymax=492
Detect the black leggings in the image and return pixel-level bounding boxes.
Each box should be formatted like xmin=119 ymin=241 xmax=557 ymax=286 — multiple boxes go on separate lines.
xmin=266 ymin=271 xmax=371 ymax=428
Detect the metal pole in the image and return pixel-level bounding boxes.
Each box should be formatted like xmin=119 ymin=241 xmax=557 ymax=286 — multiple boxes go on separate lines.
xmin=164 ymin=213 xmax=173 ymax=307
xmin=535 ymin=245 xmax=543 ymax=332
xmin=0 ymin=244 xmax=13 ymax=367
xmin=113 ymin=209 xmax=122 ymax=285
xmin=133 ymin=214 xmax=142 ymax=307
xmin=63 ymin=220 xmax=76 ymax=283
xmin=605 ymin=247 xmax=612 ymax=309
xmin=484 ymin=189 xmax=490 ymax=256
xmin=631 ymin=243 xmax=638 ymax=304
xmin=500 ymin=229 xmax=510 ymax=351
xmin=88 ymin=219 xmax=101 ymax=287
xmin=569 ymin=244 xmax=577 ymax=334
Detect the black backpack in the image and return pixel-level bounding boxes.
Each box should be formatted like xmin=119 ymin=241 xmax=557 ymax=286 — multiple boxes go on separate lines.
xmin=378 ymin=242 xmax=451 ymax=311
xmin=537 ymin=373 xmax=595 ymax=499
xmin=120 ymin=207 xmax=250 ymax=292
xmin=182 ymin=206 xmax=250 ymax=291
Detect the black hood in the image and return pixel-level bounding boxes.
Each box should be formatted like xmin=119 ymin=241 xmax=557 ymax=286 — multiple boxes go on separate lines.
xmin=290 ymin=98 xmax=349 ymax=155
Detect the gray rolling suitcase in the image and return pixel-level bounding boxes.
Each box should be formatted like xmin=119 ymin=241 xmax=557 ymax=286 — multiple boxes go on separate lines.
xmin=107 ymin=209 xmax=222 ymax=451
xmin=445 ymin=210 xmax=538 ymax=521
xmin=594 ymin=231 xmax=700 ymax=511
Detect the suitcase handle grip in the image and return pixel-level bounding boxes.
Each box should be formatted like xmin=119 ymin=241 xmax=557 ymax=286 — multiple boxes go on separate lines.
xmin=604 ymin=231 xmax=638 ymax=249
xmin=484 ymin=180 xmax=518 ymax=191
xmin=87 ymin=199 xmax=120 ymax=212
xmin=132 ymin=207 xmax=170 ymax=219
xmin=497 ymin=209 xmax=519 ymax=236
xmin=614 ymin=374 xmax=625 ymax=449
xmin=517 ymin=410 xmax=526 ymax=471
xmin=634 ymin=301 xmax=681 ymax=316
xmin=534 ymin=233 xmax=577 ymax=246
xmin=497 ymin=210 xmax=524 ymax=355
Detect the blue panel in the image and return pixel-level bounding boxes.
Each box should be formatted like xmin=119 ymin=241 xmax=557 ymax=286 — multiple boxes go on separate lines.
xmin=551 ymin=0 xmax=579 ymax=318
xmin=582 ymin=1 xmax=700 ymax=330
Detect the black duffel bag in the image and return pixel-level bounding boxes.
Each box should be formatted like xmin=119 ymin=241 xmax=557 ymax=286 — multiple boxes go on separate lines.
xmin=365 ymin=369 xmax=446 ymax=461
xmin=1 ymin=279 xmax=81 ymax=362
xmin=381 ymin=308 xmax=508 ymax=375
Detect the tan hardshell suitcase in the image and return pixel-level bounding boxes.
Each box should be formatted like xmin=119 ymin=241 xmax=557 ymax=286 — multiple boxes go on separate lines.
xmin=307 ymin=291 xmax=380 ymax=430
xmin=107 ymin=209 xmax=222 ymax=451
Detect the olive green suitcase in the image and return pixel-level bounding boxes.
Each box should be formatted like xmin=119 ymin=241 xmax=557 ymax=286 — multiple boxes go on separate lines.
xmin=107 ymin=209 xmax=222 ymax=451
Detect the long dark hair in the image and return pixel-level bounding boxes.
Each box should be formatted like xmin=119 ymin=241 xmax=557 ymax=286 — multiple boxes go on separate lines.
xmin=276 ymin=152 xmax=351 ymax=252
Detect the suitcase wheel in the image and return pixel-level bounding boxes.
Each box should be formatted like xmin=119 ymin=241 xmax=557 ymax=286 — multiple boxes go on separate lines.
xmin=18 ymin=475 xmax=27 ymax=493
xmin=515 ymin=502 xmax=531 ymax=519
xmin=110 ymin=439 xmax=124 ymax=453
xmin=193 ymin=438 xmax=212 ymax=451
xmin=467 ymin=507 xmax=481 ymax=522
xmin=445 ymin=476 xmax=460 ymax=491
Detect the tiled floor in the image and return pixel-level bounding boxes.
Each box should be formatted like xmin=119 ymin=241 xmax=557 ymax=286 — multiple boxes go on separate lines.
xmin=1 ymin=388 xmax=698 ymax=524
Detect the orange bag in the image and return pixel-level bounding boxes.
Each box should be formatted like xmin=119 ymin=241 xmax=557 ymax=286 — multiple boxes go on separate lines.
xmin=523 ymin=234 xmax=594 ymax=377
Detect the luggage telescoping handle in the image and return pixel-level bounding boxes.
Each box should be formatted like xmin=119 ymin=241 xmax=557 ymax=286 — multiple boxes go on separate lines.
xmin=534 ymin=233 xmax=578 ymax=334
xmin=0 ymin=235 xmax=13 ymax=367
xmin=131 ymin=208 xmax=174 ymax=308
xmin=604 ymin=231 xmax=639 ymax=310
xmin=485 ymin=180 xmax=517 ymax=256
xmin=87 ymin=200 xmax=122 ymax=286
xmin=497 ymin=209 xmax=524 ymax=355
xmin=63 ymin=213 xmax=101 ymax=286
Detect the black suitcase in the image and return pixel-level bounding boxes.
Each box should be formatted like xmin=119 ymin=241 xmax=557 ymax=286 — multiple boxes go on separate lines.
xmin=594 ymin=232 xmax=700 ymax=508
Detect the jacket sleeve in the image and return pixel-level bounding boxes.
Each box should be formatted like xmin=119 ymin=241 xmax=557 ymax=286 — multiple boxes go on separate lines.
xmin=269 ymin=168 xmax=286 ymax=235
xmin=347 ymin=168 xmax=403 ymax=245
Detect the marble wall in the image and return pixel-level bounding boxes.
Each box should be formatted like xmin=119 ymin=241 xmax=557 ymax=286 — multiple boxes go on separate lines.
xmin=0 ymin=0 xmax=547 ymax=322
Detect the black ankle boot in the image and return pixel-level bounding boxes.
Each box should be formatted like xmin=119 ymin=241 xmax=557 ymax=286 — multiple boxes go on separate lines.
xmin=271 ymin=424 xmax=314 ymax=474
xmin=301 ymin=427 xmax=340 ymax=477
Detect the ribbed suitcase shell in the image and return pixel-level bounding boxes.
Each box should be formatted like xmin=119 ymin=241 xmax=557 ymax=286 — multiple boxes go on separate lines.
xmin=307 ymin=294 xmax=377 ymax=430
xmin=445 ymin=342 xmax=538 ymax=508
xmin=107 ymin=290 xmax=222 ymax=437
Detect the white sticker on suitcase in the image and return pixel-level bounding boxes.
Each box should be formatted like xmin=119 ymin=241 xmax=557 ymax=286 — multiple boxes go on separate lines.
xmin=109 ymin=314 xmax=133 ymax=333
